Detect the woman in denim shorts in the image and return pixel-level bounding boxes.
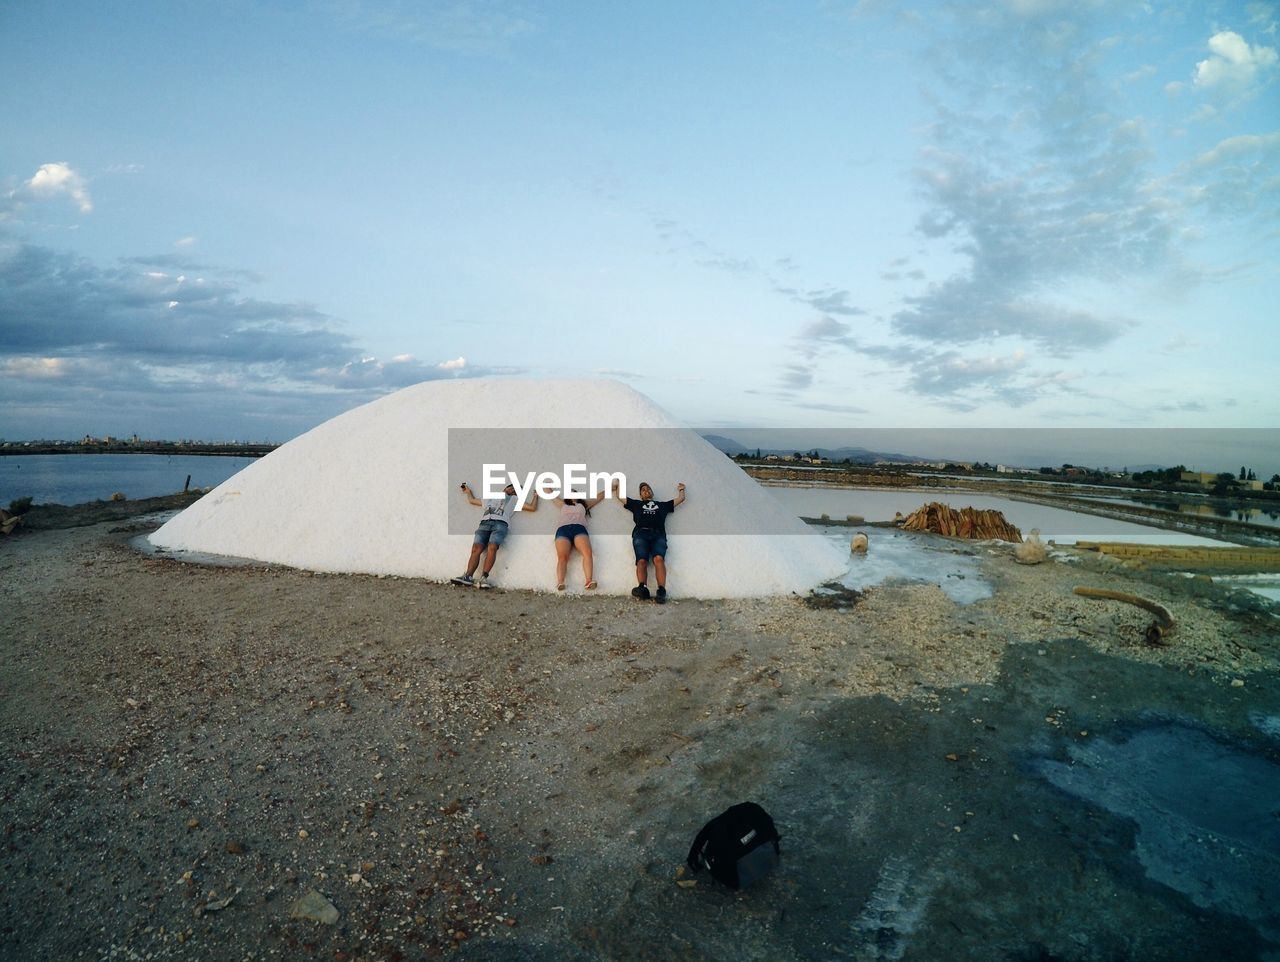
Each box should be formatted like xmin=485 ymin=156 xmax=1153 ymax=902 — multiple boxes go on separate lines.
xmin=552 ymin=492 xmax=605 ymax=590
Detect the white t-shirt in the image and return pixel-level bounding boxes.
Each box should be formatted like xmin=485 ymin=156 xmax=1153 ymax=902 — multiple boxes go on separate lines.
xmin=481 ymin=493 xmax=518 ymax=523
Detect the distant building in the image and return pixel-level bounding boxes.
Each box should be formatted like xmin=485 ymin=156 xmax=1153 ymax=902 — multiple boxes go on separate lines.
xmin=1180 ymin=471 xmax=1218 ymax=486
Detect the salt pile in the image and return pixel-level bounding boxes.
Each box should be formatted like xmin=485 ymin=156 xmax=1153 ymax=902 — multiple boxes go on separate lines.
xmin=150 ymin=379 xmax=846 ymax=597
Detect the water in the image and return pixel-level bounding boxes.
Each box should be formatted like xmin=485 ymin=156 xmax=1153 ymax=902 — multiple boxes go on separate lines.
xmin=765 ymin=485 xmax=1232 ymax=546
xmin=1081 ymin=494 xmax=1280 ymax=530
xmin=815 ymin=524 xmax=992 ymax=605
xmin=1035 ymin=721 xmax=1280 ymax=941
xmin=0 ymin=454 xmax=256 ymax=506
xmin=1212 ymin=576 xmax=1280 ymax=603
xmin=768 ymin=483 xmax=1265 ymax=606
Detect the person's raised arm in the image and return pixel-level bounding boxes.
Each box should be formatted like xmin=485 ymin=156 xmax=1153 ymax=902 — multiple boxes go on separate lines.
xmin=612 ymin=478 xmax=629 ymax=506
xmin=586 ymin=492 xmax=607 ymax=510
xmin=460 ymin=482 xmax=483 ymax=508
xmin=673 ymin=482 xmax=686 ymax=507
xmin=522 ymin=490 xmax=539 ymax=513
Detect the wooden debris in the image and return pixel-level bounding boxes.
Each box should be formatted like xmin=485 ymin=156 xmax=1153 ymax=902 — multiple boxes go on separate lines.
xmin=1073 ymin=586 xmax=1175 ymax=646
xmin=899 ymin=502 xmax=1023 ymax=543
xmin=0 ymin=509 xmax=22 ymax=536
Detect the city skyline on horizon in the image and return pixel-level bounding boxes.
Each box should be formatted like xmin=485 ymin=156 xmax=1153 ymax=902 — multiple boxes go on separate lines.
xmin=6 ymin=425 xmax=1278 ymax=479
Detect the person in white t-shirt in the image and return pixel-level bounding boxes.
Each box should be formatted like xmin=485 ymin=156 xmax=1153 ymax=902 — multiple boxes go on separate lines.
xmin=452 ymin=481 xmax=537 ymax=587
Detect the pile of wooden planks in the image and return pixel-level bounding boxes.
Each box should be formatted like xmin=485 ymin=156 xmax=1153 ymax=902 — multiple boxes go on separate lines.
xmin=900 ymin=502 xmax=1023 ymax=543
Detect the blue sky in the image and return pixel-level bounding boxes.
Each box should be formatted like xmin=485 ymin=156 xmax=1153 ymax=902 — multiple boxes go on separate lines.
xmin=2 ymin=1 xmax=1278 ymax=464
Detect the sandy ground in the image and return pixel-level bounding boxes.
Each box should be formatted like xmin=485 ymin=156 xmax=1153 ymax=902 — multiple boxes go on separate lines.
xmin=2 ymin=505 xmax=1279 ymax=961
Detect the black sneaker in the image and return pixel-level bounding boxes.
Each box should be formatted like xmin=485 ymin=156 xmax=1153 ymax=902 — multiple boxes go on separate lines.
xmin=631 ymin=584 xmax=651 ymax=600
xmin=451 ymin=574 xmax=474 ymax=586
xmin=655 ymin=586 xmax=667 ymax=604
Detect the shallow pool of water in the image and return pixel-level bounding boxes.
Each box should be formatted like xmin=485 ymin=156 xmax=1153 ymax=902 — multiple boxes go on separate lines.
xmin=1036 ymin=721 xmax=1280 ymax=941
xmin=814 ymin=525 xmax=993 ymax=605
xmin=765 ymin=485 xmax=1232 ymax=546
xmin=1082 ymin=494 xmax=1280 ymax=530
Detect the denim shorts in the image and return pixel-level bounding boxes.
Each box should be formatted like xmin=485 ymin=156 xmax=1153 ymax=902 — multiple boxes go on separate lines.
xmin=555 ymin=523 xmax=588 ymax=541
xmin=473 ymin=519 xmax=509 ymax=547
xmin=632 ymin=529 xmax=668 ymax=561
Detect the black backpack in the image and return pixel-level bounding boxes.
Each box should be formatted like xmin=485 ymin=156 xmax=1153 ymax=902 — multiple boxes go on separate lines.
xmin=686 ymin=802 xmax=781 ymax=889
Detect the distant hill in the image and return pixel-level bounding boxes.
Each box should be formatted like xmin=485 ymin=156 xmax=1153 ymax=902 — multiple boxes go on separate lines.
xmin=700 ymin=434 xmax=926 ymax=465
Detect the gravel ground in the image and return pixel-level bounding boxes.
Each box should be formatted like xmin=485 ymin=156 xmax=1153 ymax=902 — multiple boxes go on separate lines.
xmin=1 ymin=505 xmax=1277 ymax=961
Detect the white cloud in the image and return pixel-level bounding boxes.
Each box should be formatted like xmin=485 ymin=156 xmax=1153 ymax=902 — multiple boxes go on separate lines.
xmin=1160 ymin=332 xmax=1201 ymax=354
xmin=778 ymin=364 xmax=815 ymax=391
xmin=909 ymin=350 xmax=1029 ymax=396
xmin=1001 ymin=0 xmax=1087 ymax=16
xmin=436 ymin=356 xmax=467 ymax=371
xmin=175 ymin=235 xmax=198 ymax=247
xmin=327 ymin=0 xmax=540 ymax=56
xmin=1 ymin=356 xmax=69 ymax=379
xmin=1192 ymin=131 xmax=1280 ymax=168
xmin=1183 ymin=130 xmax=1280 ymax=219
xmin=793 ymin=316 xmax=857 ymax=360
xmin=1193 ymin=30 xmax=1278 ymax=97
xmin=25 ymin=162 xmax=93 ymax=213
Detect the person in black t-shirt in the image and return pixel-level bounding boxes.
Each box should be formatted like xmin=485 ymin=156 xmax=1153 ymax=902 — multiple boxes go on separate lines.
xmin=613 ymin=480 xmax=685 ymax=603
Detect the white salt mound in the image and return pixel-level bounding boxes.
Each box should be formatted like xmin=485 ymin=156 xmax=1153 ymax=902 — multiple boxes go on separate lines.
xmin=150 ymin=378 xmax=845 ymax=598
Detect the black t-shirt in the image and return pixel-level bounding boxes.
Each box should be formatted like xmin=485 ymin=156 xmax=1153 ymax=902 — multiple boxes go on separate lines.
xmin=625 ymin=497 xmax=675 ymax=534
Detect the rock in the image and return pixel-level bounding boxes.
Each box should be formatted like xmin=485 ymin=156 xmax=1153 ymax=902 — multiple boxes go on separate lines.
xmin=111 ymin=492 xmax=127 ymax=502
xmin=225 ymin=840 xmax=244 ymax=855
xmin=288 ymin=889 xmax=339 ymax=924
xmin=200 ymin=888 xmax=240 ymax=913
xmin=1015 ymin=530 xmax=1047 ymax=565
